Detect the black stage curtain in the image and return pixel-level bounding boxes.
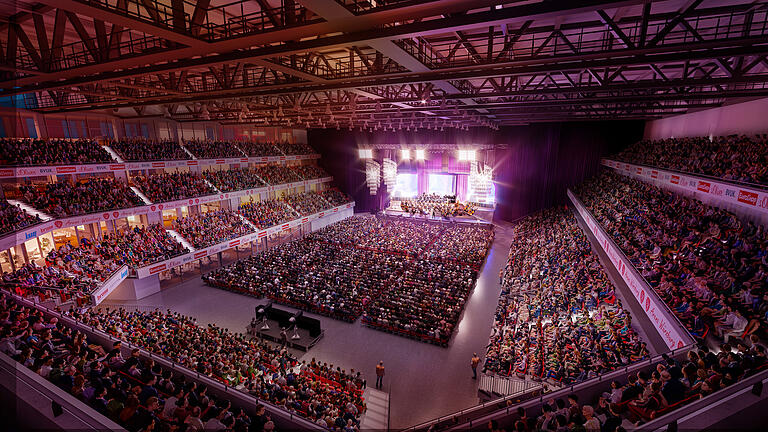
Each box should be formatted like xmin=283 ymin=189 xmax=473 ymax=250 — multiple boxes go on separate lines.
xmin=307 ymin=121 xmax=642 ymax=220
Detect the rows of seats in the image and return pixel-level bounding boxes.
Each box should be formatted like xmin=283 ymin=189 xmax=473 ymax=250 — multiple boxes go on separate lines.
xmin=276 ymin=142 xmax=315 ymax=155
xmin=131 ymin=172 xmax=216 ymax=202
xmin=319 ymin=189 xmax=352 ymax=207
xmin=613 ymin=134 xmax=768 ymax=186
xmin=203 ymin=168 xmax=266 ymax=192
xmin=485 ymin=208 xmax=649 ymax=384
xmin=0 ymin=138 xmax=114 ymax=165
xmin=237 ymin=141 xmax=282 ymax=157
xmin=238 ymin=198 xmax=298 ymax=229
xmin=255 ymin=165 xmax=302 ymax=185
xmin=0 ymin=199 xmax=42 ymax=235
xmin=422 ymin=223 xmax=493 ymax=268
xmin=576 ymin=171 xmax=768 ymax=344
xmin=95 ymin=224 xmax=187 ymax=268
xmin=284 ymin=192 xmax=331 ymax=216
xmin=16 ymin=178 xmax=143 ymax=218
xmin=173 ymin=209 xmax=254 ymax=249
xmin=292 ymin=165 xmax=329 ymax=180
xmin=107 ymin=139 xmax=189 ymax=161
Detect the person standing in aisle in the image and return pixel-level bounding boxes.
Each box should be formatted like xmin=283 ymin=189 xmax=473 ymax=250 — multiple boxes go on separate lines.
xmin=375 ymin=361 xmax=385 ymax=389
xmin=471 ymin=353 xmax=481 ymax=379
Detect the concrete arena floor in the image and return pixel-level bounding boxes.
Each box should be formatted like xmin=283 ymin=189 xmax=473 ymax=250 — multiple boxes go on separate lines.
xmin=104 ymin=223 xmax=514 ymax=429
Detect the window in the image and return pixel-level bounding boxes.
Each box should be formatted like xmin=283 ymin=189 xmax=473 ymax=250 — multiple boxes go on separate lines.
xmin=68 ymin=120 xmax=79 ymax=138
xmin=0 ymin=119 xmax=6 ymax=138
xmin=393 ymin=173 xmax=418 ymax=198
xmin=62 ymin=120 xmax=70 ymax=138
xmin=25 ymin=118 xmax=37 ymax=138
xmin=141 ymin=124 xmax=149 ymax=138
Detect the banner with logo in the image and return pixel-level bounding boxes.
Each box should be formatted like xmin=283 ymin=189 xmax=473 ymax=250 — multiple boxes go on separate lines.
xmin=134 ymin=202 xmax=355 ymax=278
xmin=0 ymin=154 xmax=321 ymax=179
xmin=602 ymin=159 xmax=768 ymax=215
xmin=90 ymin=266 xmax=129 ymax=305
xmin=568 ymin=190 xmax=693 ymax=351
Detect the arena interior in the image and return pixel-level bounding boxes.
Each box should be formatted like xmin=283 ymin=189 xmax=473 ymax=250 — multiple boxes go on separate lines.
xmin=2 ymin=0 xmax=768 ymax=431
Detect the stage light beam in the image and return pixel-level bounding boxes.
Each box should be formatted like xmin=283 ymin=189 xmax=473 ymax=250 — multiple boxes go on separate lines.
xmin=415 ymin=149 xmax=426 ymax=161
xmin=401 ymin=149 xmax=411 ymax=160
xmin=359 ymin=149 xmax=373 ymax=159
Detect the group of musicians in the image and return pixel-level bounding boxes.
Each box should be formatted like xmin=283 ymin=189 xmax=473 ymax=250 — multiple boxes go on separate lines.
xmin=399 ymin=193 xmax=477 ymax=218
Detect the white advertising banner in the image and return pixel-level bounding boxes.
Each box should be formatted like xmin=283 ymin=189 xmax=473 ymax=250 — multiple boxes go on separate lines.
xmin=568 ymin=190 xmax=693 ymax=351
xmin=602 ymin=159 xmax=768 ymax=215
xmin=134 ymin=201 xmax=355 ymax=278
xmin=0 ymin=154 xmax=321 ymax=179
xmin=90 ymin=265 xmax=129 ymax=305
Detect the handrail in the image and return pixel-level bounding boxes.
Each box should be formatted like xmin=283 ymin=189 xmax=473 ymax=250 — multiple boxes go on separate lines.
xmin=5 ymin=290 xmax=326 ymax=431
xmin=605 ymin=158 xmax=768 ymax=192
xmin=568 ymin=189 xmax=695 ymax=348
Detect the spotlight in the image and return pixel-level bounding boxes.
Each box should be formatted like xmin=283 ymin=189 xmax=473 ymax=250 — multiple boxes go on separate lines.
xmin=458 ymin=149 xmax=476 ymax=162
xmin=359 ymin=149 xmax=373 ymax=159
xmin=415 ymin=149 xmax=426 ymax=161
xmin=401 ymin=149 xmax=410 ymax=160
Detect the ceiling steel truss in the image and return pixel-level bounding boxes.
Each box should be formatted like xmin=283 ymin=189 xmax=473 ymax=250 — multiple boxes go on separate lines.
xmin=2 ymin=0 xmax=767 ymax=127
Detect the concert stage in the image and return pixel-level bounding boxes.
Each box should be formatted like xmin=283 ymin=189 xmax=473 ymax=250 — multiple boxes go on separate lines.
xmin=247 ymin=302 xmax=325 ymax=352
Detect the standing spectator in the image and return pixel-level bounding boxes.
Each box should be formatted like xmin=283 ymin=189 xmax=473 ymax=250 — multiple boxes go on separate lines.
xmin=375 ymin=361 xmax=385 ymax=389
xmin=471 ymin=353 xmax=481 ymax=379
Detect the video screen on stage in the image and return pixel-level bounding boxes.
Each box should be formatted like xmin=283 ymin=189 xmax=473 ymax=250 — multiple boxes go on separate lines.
xmin=394 ymin=173 xmax=418 ymax=198
xmin=427 ymin=173 xmax=455 ymax=196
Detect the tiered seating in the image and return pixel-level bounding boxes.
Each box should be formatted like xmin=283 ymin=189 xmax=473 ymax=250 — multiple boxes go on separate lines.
xmin=95 ymin=225 xmax=186 ymax=267
xmin=238 ymin=198 xmax=298 ymax=229
xmin=284 ymin=192 xmax=331 ymax=216
xmin=0 ymin=199 xmax=42 ymax=235
xmin=276 ymin=142 xmax=315 ymax=155
xmin=0 ymin=295 xmax=288 ymax=432
xmin=0 ymin=138 xmax=114 ymax=165
xmin=183 ymin=140 xmax=244 ymax=158
xmin=131 ymin=172 xmax=215 ymax=202
xmin=17 ymin=178 xmax=143 ymax=217
xmin=576 ymin=171 xmax=767 ymax=343
xmin=484 ymin=208 xmax=648 ymax=383
xmin=319 ymin=189 xmax=352 ymax=207
xmin=107 ymin=138 xmax=189 ymax=161
xmin=204 ymin=239 xmax=407 ymax=322
xmin=202 ymin=168 xmax=266 ymax=192
xmin=254 ymin=165 xmax=302 ymax=185
xmin=613 ymin=134 xmax=768 ymax=186
xmin=173 ymin=210 xmax=254 ymax=249
xmin=292 ymin=165 xmax=329 ymax=180
xmin=237 ymin=141 xmax=281 ymax=157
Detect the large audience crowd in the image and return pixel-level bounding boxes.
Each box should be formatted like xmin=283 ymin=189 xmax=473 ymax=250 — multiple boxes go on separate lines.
xmin=238 ymin=199 xmax=298 ymax=229
xmin=17 ymin=178 xmax=143 ymax=217
xmin=319 ymin=189 xmax=351 ymax=207
xmin=284 ymin=192 xmax=331 ymax=216
xmin=276 ymin=142 xmax=315 ymax=156
xmin=292 ymin=165 xmax=329 ymax=180
xmin=0 ymin=199 xmax=42 ymax=235
xmin=208 ymin=215 xmax=493 ymax=344
xmin=203 ymin=168 xmax=266 ymax=192
xmin=132 ymin=172 xmax=216 ymax=203
xmin=423 ymin=223 xmax=493 ymax=268
xmin=484 ymin=208 xmax=649 ymax=384
xmin=173 ymin=210 xmax=254 ymax=249
xmin=613 ymin=134 xmax=768 ymax=186
xmin=184 ymin=141 xmax=245 ymax=159
xmin=95 ymin=225 xmax=187 ymax=268
xmin=576 ymin=171 xmax=768 ymax=344
xmin=255 ymin=165 xmax=302 ymax=185
xmin=108 ymin=139 xmax=189 ymax=161
xmin=0 ymin=138 xmax=114 ymax=166
xmin=237 ymin=142 xmax=282 ymax=157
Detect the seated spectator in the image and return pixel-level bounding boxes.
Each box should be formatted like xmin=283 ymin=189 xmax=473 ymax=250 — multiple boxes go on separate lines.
xmin=96 ymin=224 xmax=187 ymax=267
xmin=183 ymin=140 xmax=245 ymax=158
xmin=107 ymin=138 xmax=189 ymax=161
xmin=203 ymin=168 xmax=265 ymax=192
xmin=0 ymin=199 xmax=42 ymax=235
xmin=173 ymin=210 xmax=253 ymax=248
xmin=238 ymin=141 xmax=281 ymax=157
xmin=238 ymin=198 xmax=298 ymax=229
xmin=16 ymin=178 xmax=143 ymax=217
xmin=422 ymin=224 xmax=493 ymax=269
xmin=132 ymin=172 xmax=215 ymax=202
xmin=320 ymin=189 xmax=352 ymax=207
xmin=0 ymin=138 xmax=114 ymax=165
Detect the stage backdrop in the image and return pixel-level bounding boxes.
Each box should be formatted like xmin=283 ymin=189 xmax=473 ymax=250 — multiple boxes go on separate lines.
xmin=308 ymin=122 xmax=642 ymax=220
